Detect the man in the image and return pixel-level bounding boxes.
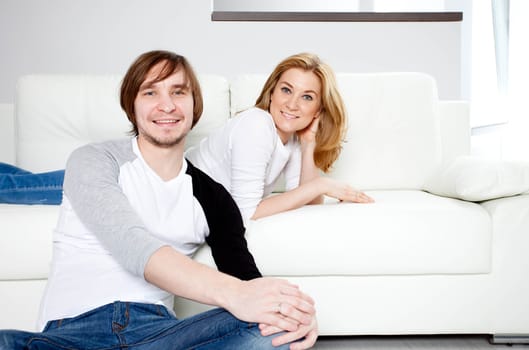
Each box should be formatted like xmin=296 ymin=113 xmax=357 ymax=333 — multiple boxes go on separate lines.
xmin=0 ymin=50 xmax=317 ymax=349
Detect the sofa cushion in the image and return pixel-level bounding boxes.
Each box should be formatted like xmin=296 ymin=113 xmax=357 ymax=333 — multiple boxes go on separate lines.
xmin=0 ymin=205 xmax=58 ymax=279
xmin=229 ymin=74 xmax=267 ymax=117
xmin=15 ymin=74 xmax=230 ymax=173
xmin=194 ymin=190 xmax=491 ymax=276
xmin=330 ymin=73 xmax=442 ymax=190
xmin=424 ymin=156 xmax=529 ymax=201
xmin=0 ymin=279 xmax=48 ymax=331
xmin=1 ymin=191 xmax=492 ymax=279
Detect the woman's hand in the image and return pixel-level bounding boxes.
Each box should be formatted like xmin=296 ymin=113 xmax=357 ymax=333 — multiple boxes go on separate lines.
xmin=320 ymin=177 xmax=374 ymax=203
xmin=297 ymin=116 xmax=320 ymax=148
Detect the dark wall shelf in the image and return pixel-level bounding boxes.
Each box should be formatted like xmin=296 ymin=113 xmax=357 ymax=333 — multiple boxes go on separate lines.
xmin=211 ymin=11 xmax=463 ymax=22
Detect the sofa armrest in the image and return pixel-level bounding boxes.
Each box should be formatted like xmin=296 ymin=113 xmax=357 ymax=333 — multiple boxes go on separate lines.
xmin=424 ymin=155 xmax=529 ymax=201
xmin=479 ymin=193 xmax=529 ymax=330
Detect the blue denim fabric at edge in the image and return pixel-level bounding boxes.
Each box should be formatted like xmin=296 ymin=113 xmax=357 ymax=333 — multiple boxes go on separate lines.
xmin=0 ymin=163 xmax=64 ymax=205
xmin=0 ymin=302 xmax=289 ymax=349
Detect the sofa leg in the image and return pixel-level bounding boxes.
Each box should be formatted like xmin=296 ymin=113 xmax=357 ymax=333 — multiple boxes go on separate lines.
xmin=490 ymin=334 xmax=529 ymax=345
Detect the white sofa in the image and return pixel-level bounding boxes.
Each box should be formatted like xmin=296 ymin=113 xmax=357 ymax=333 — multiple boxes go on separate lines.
xmin=1 ymin=72 xmax=529 ymax=344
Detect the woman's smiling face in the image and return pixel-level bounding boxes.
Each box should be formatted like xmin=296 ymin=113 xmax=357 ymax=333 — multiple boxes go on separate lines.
xmin=269 ymin=68 xmax=322 ymax=144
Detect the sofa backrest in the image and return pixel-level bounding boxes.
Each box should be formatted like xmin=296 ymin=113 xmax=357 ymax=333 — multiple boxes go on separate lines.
xmin=333 ymin=73 xmax=442 ymax=190
xmin=15 ymin=72 xmax=468 ymax=191
xmin=231 ymin=72 xmax=446 ymax=190
xmin=15 ymin=74 xmax=230 ymax=172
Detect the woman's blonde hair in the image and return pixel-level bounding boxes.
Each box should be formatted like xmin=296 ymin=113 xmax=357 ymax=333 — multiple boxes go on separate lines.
xmin=255 ymin=53 xmax=346 ymax=172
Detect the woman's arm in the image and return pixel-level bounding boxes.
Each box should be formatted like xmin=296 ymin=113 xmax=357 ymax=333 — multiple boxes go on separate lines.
xmin=252 ymin=176 xmax=373 ymax=219
xmin=251 ymin=117 xmax=373 ymax=220
xmin=298 ymin=137 xmax=324 ymax=205
xmin=251 ymin=117 xmax=322 ymax=219
xmin=228 ymin=110 xmax=278 ymax=219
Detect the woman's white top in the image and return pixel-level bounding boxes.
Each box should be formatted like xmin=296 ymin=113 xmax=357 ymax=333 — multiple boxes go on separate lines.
xmin=186 ymin=107 xmax=301 ymax=220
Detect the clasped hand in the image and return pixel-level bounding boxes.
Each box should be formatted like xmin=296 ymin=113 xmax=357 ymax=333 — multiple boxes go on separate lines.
xmin=229 ymin=277 xmax=318 ymax=349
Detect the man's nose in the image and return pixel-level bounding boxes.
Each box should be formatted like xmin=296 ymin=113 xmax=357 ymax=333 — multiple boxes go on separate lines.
xmin=158 ymin=94 xmax=176 ymax=113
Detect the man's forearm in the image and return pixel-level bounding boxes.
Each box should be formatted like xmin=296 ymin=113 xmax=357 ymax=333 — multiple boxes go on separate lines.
xmin=144 ymin=245 xmax=240 ymax=308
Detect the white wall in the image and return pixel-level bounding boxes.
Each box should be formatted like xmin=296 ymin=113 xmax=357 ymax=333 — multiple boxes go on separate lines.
xmin=0 ymin=0 xmax=465 ymax=104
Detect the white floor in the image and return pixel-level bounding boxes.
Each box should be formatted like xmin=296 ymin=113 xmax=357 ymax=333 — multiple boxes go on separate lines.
xmin=313 ymin=335 xmax=529 ymax=349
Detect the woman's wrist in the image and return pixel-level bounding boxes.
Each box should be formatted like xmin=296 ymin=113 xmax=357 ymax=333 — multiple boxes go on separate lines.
xmin=310 ymin=177 xmax=326 ymax=196
xmin=300 ymin=140 xmax=316 ymax=154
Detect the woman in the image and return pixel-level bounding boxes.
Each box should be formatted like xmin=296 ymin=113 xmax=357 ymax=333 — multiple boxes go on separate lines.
xmin=186 ymin=52 xmax=373 ymax=221
xmin=0 ymin=162 xmax=64 ymax=204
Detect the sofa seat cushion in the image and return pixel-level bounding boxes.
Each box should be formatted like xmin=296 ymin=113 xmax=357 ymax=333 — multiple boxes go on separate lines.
xmin=1 ymin=191 xmax=492 ymax=280
xmin=0 ymin=205 xmax=58 ymax=279
xmin=194 ymin=190 xmax=492 ymax=276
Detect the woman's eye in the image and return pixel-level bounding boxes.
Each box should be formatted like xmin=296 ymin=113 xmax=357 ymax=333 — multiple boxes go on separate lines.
xmin=143 ymin=90 xmax=155 ymax=96
xmin=281 ymin=87 xmax=291 ymax=94
xmin=302 ymin=95 xmax=313 ymax=101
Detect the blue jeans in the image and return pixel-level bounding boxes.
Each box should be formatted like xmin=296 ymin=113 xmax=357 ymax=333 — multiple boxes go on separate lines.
xmin=0 ymin=302 xmax=290 ymax=349
xmin=0 ymin=163 xmax=64 ymax=205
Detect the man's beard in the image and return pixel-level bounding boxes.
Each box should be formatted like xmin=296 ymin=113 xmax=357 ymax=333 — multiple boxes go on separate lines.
xmin=140 ymin=130 xmax=187 ymax=148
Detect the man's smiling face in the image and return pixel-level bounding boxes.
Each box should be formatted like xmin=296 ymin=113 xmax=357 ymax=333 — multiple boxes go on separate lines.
xmin=134 ymin=61 xmax=194 ymax=149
